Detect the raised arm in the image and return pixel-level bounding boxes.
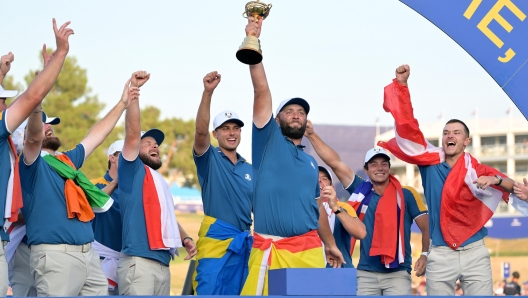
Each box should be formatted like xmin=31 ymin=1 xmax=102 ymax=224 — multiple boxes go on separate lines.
xmin=6 ymin=19 xmax=73 ymax=133
xmin=0 ymin=52 xmax=14 ymax=85
xmin=23 ymin=103 xmax=44 ymax=164
xmin=80 ymin=78 xmax=132 ymax=159
xmin=246 ymin=18 xmax=272 ymax=127
xmin=324 ymin=185 xmax=366 ymax=239
xmin=305 ymin=120 xmax=355 ymax=187
xmin=122 ymin=72 xmax=148 ymax=161
xmin=194 ymin=71 xmax=221 ymax=156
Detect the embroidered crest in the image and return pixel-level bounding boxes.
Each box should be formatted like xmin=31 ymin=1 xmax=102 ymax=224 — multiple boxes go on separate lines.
xmin=245 ymin=174 xmax=251 ymax=181
xmin=225 ymin=112 xmax=232 ymax=118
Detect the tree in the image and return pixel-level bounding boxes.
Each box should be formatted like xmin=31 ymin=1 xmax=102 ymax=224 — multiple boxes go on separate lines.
xmin=23 ymin=50 xmax=116 ymax=178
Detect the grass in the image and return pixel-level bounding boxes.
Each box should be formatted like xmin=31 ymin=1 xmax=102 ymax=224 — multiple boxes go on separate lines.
xmin=168 ymin=213 xmax=528 ymax=294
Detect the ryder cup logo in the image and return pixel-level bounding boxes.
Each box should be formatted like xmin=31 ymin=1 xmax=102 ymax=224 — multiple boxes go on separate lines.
xmin=225 ymin=112 xmax=232 ymax=118
xmin=245 ymin=174 xmax=251 ymax=181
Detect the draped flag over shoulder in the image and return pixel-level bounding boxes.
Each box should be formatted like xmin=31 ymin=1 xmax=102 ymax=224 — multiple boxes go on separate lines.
xmin=143 ymin=166 xmax=181 ymax=256
xmin=377 ymin=79 xmax=528 ymax=249
xmin=43 ymin=153 xmax=113 ymax=222
xmin=5 ymin=136 xmax=23 ymax=230
xmin=348 ymin=176 xmax=405 ymax=268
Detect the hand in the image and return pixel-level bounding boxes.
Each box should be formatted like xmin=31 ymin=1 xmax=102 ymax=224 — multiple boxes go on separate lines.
xmin=0 ymin=52 xmax=14 ymax=76
xmin=245 ymin=16 xmax=263 ymax=38
xmin=183 ymin=238 xmax=197 ymax=261
xmin=325 ymin=245 xmax=345 ymax=268
xmin=304 ymin=119 xmax=314 ymax=137
xmin=203 ymin=71 xmax=221 ymax=92
xmin=513 ymin=178 xmax=528 ymax=201
xmin=414 ymin=255 xmax=427 ymax=277
xmin=473 ymin=175 xmax=499 ymax=190
xmin=41 ymin=44 xmax=56 ymax=67
xmin=120 ymin=78 xmax=140 ymax=107
xmin=321 ymin=186 xmax=338 ymax=210
xmin=131 ymin=70 xmax=150 ymax=88
xmin=52 ymin=18 xmax=74 ymax=55
xmin=395 ymin=64 xmax=410 ymax=86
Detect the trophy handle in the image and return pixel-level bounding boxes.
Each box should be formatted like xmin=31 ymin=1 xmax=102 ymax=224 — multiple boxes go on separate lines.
xmin=268 ymin=3 xmax=272 ymax=9
xmin=242 ymin=11 xmax=248 ymax=18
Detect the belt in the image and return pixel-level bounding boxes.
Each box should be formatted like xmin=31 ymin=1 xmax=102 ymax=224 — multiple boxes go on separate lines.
xmin=30 ymin=243 xmax=93 ymax=253
xmin=431 ymin=239 xmax=484 ymax=251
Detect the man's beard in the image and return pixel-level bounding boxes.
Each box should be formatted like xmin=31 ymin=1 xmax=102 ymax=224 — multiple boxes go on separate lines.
xmin=279 ymin=118 xmax=306 ymax=140
xmin=42 ymin=136 xmax=62 ymax=152
xmin=139 ymin=152 xmax=162 ymax=170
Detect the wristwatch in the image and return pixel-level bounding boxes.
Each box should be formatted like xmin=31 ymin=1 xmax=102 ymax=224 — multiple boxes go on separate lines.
xmin=495 ymin=174 xmax=503 ymax=186
xmin=334 ymin=207 xmax=346 ymax=215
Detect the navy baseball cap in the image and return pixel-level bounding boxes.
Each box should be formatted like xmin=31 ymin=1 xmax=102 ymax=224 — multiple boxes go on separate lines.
xmin=141 ymin=128 xmax=165 ymax=145
xmin=42 ymin=112 xmax=60 ymax=125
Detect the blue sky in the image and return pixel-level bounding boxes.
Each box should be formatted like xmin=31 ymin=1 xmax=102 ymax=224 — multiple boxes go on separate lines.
xmin=3 ymin=0 xmax=525 ymax=159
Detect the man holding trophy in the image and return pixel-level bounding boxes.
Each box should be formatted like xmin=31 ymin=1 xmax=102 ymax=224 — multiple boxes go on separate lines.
xmin=239 ymin=10 xmax=345 ymax=296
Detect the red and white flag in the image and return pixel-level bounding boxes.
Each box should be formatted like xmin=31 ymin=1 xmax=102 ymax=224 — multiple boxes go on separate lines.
xmin=377 ymin=79 xmax=512 ymax=249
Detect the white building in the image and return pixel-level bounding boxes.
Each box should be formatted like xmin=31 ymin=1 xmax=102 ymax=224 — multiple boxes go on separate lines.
xmin=375 ymin=116 xmax=528 ymax=215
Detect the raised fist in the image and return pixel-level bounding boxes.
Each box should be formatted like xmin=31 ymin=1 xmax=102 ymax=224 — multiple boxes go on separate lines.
xmin=0 ymin=52 xmax=14 ymax=76
xmin=203 ymin=71 xmax=221 ymax=92
xmin=131 ymin=71 xmax=150 ymax=88
xmin=245 ymin=16 xmax=263 ymax=38
xmin=395 ymin=64 xmax=410 ymax=86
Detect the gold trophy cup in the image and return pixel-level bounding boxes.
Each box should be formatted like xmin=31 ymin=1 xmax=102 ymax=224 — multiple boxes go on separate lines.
xmin=236 ymin=1 xmax=272 ymax=65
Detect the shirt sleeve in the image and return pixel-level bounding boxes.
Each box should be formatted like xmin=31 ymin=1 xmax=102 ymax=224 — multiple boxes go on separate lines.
xmin=252 ymin=115 xmax=274 ymax=171
xmin=403 ymin=186 xmax=428 ymax=219
xmin=344 ymin=174 xmax=365 ymax=195
xmin=0 ymin=110 xmax=10 ymax=137
xmin=118 ymin=154 xmax=143 ymax=194
xmin=63 ymin=144 xmax=86 ymax=169
xmin=193 ymin=144 xmax=213 ymax=181
xmin=19 ymin=154 xmax=41 ymax=196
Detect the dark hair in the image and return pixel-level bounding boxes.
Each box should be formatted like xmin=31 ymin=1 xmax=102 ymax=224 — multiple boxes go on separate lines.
xmin=364 ymin=159 xmax=391 ymax=170
xmin=318 ymin=170 xmax=333 ymax=186
xmin=513 ymin=272 xmax=520 ymax=279
xmin=445 ymin=119 xmax=470 ymax=138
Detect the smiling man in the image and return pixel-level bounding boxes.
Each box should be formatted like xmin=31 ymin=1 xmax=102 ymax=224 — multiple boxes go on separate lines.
xmin=378 ymin=64 xmax=518 ymax=296
xmin=240 ymin=17 xmax=344 ymax=296
xmin=192 ymin=71 xmax=253 ymax=295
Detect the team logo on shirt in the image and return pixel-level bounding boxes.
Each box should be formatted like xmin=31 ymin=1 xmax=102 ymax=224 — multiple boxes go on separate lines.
xmin=245 ymin=173 xmax=251 ymax=181
xmin=310 ymin=162 xmax=315 ymax=169
xmin=225 ymin=112 xmax=232 ymax=118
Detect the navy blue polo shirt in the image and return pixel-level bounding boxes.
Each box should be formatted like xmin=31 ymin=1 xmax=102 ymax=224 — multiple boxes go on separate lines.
xmin=419 ymin=163 xmax=488 ymax=247
xmin=91 ymin=172 xmax=122 ymax=252
xmin=194 ymin=144 xmax=253 ymax=231
xmin=346 ymin=175 xmax=427 ymax=273
xmin=252 ymin=116 xmax=320 ymax=237
xmin=118 ymin=155 xmax=170 ymax=266
xmin=20 ymin=144 xmax=95 ymax=245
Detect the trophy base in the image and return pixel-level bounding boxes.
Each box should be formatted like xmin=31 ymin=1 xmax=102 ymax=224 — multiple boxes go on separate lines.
xmin=236 ymin=48 xmax=263 ymax=65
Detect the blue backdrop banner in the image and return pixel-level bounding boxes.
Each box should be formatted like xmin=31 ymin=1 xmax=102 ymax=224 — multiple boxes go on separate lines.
xmin=400 ymin=0 xmax=528 ymax=119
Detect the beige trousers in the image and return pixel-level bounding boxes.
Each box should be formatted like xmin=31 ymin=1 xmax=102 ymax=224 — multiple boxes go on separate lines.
xmin=9 ymin=243 xmax=36 ymax=296
xmin=356 ymin=269 xmax=412 ymax=295
xmin=30 ymin=243 xmax=108 ymax=296
xmin=426 ymin=239 xmax=492 ymax=296
xmin=117 ymin=253 xmax=170 ymax=296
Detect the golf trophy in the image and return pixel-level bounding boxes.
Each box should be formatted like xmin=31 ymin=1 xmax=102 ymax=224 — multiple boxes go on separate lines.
xmin=236 ymin=1 xmax=272 ymax=65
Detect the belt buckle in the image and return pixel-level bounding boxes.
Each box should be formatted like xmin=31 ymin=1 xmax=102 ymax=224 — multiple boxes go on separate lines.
xmin=81 ymin=243 xmax=89 ymax=253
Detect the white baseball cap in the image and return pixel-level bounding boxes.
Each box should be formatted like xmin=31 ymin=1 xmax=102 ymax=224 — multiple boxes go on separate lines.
xmin=213 ymin=110 xmax=244 ymax=130
xmin=107 ymin=140 xmax=124 ymax=157
xmin=364 ymin=147 xmax=391 ymax=164
xmin=0 ymin=85 xmax=18 ymax=99
xmin=318 ymin=166 xmax=333 ymax=184
xmin=275 ymin=97 xmax=310 ymax=116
